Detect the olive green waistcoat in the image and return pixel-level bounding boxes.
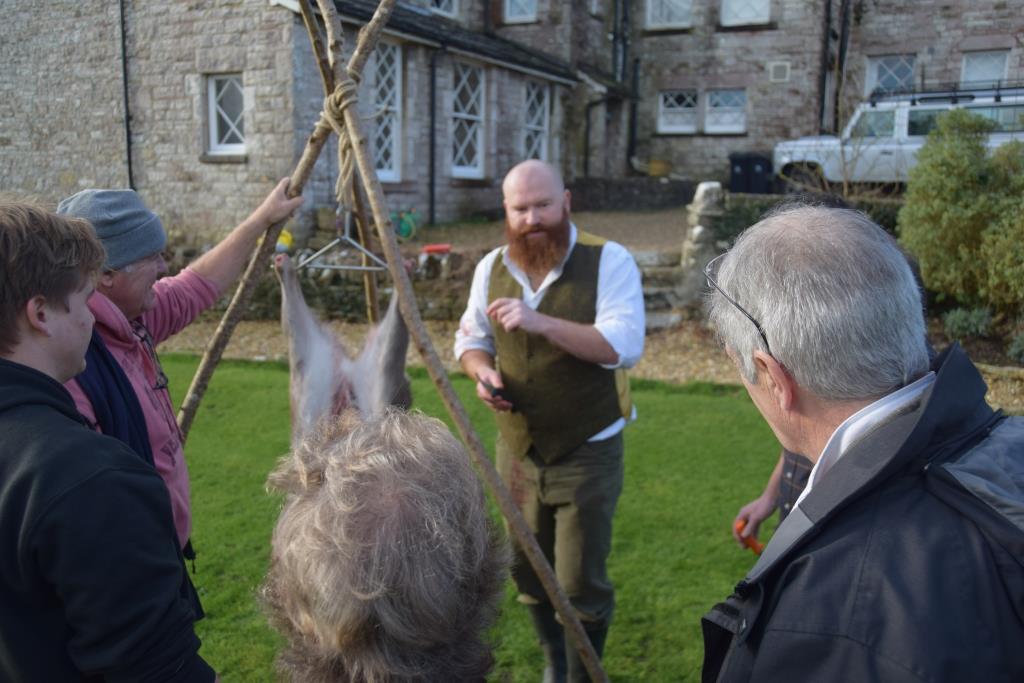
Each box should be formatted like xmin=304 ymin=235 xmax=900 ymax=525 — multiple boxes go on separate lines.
xmin=489 ymin=231 xmax=631 ymax=464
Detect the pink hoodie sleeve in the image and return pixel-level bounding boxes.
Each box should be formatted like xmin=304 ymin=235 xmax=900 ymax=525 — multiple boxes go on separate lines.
xmin=64 ymin=380 xmax=101 ymax=431
xmin=142 ymin=268 xmax=221 ymax=345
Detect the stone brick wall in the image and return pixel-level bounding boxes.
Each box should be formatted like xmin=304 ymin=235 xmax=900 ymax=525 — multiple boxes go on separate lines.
xmin=631 ymin=0 xmax=1023 ymax=184
xmin=633 ymin=0 xmax=827 ymax=183
xmin=124 ymin=1 xmax=300 ymax=241
xmin=1 ymin=0 xmax=130 ymax=197
xmin=844 ymin=0 xmax=1023 ymax=119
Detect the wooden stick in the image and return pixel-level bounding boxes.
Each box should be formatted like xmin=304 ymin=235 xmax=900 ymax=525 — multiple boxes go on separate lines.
xmin=297 ymin=0 xmax=333 ymax=91
xmin=352 ymin=182 xmax=381 ymax=323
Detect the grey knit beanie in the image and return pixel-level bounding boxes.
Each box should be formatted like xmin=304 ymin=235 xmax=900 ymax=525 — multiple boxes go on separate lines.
xmin=57 ymin=189 xmax=166 ymax=270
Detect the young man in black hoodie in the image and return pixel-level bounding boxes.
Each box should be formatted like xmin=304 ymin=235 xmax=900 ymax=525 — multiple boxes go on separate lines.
xmin=0 ymin=201 xmax=216 ymax=681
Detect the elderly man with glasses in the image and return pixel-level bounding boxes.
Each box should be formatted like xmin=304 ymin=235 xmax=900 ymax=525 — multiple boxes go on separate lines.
xmin=701 ymin=205 xmax=1024 ymax=682
xmin=56 ymin=182 xmax=302 ymax=615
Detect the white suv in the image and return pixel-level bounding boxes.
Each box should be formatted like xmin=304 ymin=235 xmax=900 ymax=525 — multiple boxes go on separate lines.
xmin=773 ymin=84 xmax=1024 ymax=189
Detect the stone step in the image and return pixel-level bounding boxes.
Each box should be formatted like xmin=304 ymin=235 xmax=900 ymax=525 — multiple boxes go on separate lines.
xmin=631 ymin=249 xmax=680 ymax=268
xmin=645 ymin=310 xmax=684 ymax=331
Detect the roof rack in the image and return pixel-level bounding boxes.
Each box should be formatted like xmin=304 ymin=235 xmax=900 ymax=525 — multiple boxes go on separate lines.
xmin=868 ymin=79 xmax=1024 ymax=107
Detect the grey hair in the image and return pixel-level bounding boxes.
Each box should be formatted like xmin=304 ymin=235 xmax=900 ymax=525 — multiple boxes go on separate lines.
xmin=707 ymin=205 xmax=929 ymax=402
xmin=262 ymin=408 xmax=509 ymax=683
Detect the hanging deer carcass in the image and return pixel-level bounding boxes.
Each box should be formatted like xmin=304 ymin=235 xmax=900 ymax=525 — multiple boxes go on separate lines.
xmin=273 ymin=253 xmax=411 ymax=444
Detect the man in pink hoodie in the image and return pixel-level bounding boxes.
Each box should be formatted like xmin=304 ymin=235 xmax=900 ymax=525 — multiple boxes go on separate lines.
xmin=57 ymin=181 xmax=302 ymax=571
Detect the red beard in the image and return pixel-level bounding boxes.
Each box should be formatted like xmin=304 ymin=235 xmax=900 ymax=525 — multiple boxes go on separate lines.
xmin=505 ymin=209 xmax=571 ymax=278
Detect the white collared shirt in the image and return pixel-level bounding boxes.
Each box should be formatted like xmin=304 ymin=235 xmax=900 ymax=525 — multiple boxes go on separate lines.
xmin=794 ymin=371 xmax=937 ymax=509
xmin=454 ymin=223 xmax=646 ymax=440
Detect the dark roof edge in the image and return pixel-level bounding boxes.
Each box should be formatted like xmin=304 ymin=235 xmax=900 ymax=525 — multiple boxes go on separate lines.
xmin=275 ymin=0 xmax=578 ymax=85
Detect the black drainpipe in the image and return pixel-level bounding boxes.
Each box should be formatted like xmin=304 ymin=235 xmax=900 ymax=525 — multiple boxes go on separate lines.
xmin=483 ymin=0 xmax=493 ymax=34
xmin=817 ymin=0 xmax=832 ymax=133
xmin=611 ymin=0 xmax=622 ymax=81
xmin=833 ymin=0 xmax=852 ymax=132
xmin=621 ymin=0 xmax=631 ymax=83
xmin=627 ymin=57 xmax=639 ymax=169
xmin=428 ymin=48 xmax=439 ymax=226
xmin=119 ymin=0 xmax=134 ymax=189
xmin=584 ymin=97 xmax=611 ymax=177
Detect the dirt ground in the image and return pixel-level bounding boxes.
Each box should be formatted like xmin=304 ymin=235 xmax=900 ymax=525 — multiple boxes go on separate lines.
xmin=158 ymin=207 xmax=1024 ymax=415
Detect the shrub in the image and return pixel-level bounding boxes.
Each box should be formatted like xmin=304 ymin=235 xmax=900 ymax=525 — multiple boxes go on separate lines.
xmin=716 ymin=193 xmax=903 ymax=244
xmin=942 ymin=307 xmax=992 ymax=342
xmin=899 ymin=110 xmax=1024 ymax=314
xmin=898 ymin=109 xmax=997 ymax=306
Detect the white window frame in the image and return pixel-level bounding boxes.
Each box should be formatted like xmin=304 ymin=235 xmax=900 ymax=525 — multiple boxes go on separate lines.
xmin=451 ymin=62 xmax=485 ymax=179
xmin=864 ymin=54 xmax=916 ymax=96
xmin=705 ymin=89 xmax=747 ymax=134
xmin=523 ymin=81 xmax=550 ymax=160
xmin=429 ymin=0 xmax=457 ymax=18
xmin=504 ymin=0 xmax=537 ymax=23
xmin=207 ymin=74 xmax=245 ymax=155
xmin=720 ymin=0 xmax=770 ymax=26
xmin=365 ymin=42 xmax=403 ymax=183
xmin=657 ymin=89 xmax=698 ymax=134
xmin=646 ymin=0 xmax=693 ymax=30
xmin=720 ymin=0 xmax=770 ymax=27
xmin=961 ymin=50 xmax=1009 ymax=88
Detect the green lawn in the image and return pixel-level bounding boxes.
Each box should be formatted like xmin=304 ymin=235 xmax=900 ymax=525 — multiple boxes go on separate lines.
xmin=165 ymin=354 xmax=780 ymax=682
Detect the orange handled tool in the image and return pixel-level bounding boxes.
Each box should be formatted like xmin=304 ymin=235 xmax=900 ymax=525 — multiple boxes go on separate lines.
xmin=734 ymin=519 xmax=766 ymax=555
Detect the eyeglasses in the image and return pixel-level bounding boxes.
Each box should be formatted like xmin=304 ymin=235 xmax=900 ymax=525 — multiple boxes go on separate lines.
xmin=132 ymin=322 xmax=170 ymax=392
xmin=704 ymin=253 xmax=772 ymax=356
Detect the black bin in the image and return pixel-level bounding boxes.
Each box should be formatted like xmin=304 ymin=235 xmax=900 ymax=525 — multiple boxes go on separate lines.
xmin=728 ymin=152 xmax=773 ymax=194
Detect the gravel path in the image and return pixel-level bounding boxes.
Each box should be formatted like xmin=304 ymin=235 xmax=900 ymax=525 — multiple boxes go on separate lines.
xmin=158 ymin=207 xmax=1023 ymax=414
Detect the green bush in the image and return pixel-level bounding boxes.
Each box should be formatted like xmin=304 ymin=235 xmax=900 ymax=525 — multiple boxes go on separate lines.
xmin=899 ymin=110 xmax=1024 ymax=312
xmin=942 ymin=307 xmax=992 ymax=342
xmin=715 ymin=193 xmax=902 ymax=244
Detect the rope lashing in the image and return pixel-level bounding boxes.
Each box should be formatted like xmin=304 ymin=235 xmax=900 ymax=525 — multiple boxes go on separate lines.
xmin=317 ymin=75 xmax=362 ymax=210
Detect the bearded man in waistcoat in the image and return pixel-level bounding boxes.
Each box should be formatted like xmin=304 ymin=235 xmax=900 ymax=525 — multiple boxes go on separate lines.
xmin=455 ymin=160 xmax=645 ymax=682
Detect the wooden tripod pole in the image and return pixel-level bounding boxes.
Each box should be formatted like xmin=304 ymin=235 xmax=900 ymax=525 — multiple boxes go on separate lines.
xmin=178 ymin=0 xmax=607 ymax=678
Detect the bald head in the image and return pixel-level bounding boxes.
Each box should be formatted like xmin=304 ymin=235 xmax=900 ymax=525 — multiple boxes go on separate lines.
xmin=502 ymin=160 xmax=565 ymax=199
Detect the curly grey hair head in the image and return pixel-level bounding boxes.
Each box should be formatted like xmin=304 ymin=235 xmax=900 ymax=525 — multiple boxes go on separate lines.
xmin=262 ymin=408 xmax=509 ymax=683
xmin=707 ymin=205 xmax=928 ymax=402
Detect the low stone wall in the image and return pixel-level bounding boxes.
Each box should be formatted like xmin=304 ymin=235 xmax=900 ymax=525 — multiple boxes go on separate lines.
xmin=568 ymin=177 xmax=695 ymax=212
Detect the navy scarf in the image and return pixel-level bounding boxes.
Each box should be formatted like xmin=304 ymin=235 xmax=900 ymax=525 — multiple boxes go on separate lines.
xmin=77 ymin=329 xmax=155 ymax=466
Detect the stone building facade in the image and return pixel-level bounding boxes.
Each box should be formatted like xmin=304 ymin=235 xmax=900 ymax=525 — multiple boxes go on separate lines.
xmin=2 ymin=1 xmax=1020 ymax=240
xmin=633 ymin=0 xmax=1024 ymax=181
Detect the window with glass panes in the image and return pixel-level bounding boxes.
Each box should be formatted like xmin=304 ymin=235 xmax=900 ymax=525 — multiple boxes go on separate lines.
xmin=523 ymin=81 xmax=549 ymax=160
xmin=451 ymin=63 xmax=484 ymax=177
xmin=363 ymin=43 xmax=402 ymax=181
xmin=657 ymin=90 xmax=698 ymax=133
xmin=430 ymin=0 xmax=457 ymax=17
xmin=505 ymin=0 xmax=537 ymax=22
xmin=720 ymin=0 xmax=769 ymax=26
xmin=646 ymin=0 xmax=692 ymax=29
xmin=706 ymin=89 xmax=746 ymax=133
xmin=961 ymin=50 xmax=1009 ymax=88
xmin=207 ymin=74 xmax=245 ymax=154
xmin=865 ymin=55 xmax=915 ymax=96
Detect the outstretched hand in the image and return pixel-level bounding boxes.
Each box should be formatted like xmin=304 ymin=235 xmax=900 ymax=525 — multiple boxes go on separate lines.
xmin=252 ymin=178 xmax=304 ymax=229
